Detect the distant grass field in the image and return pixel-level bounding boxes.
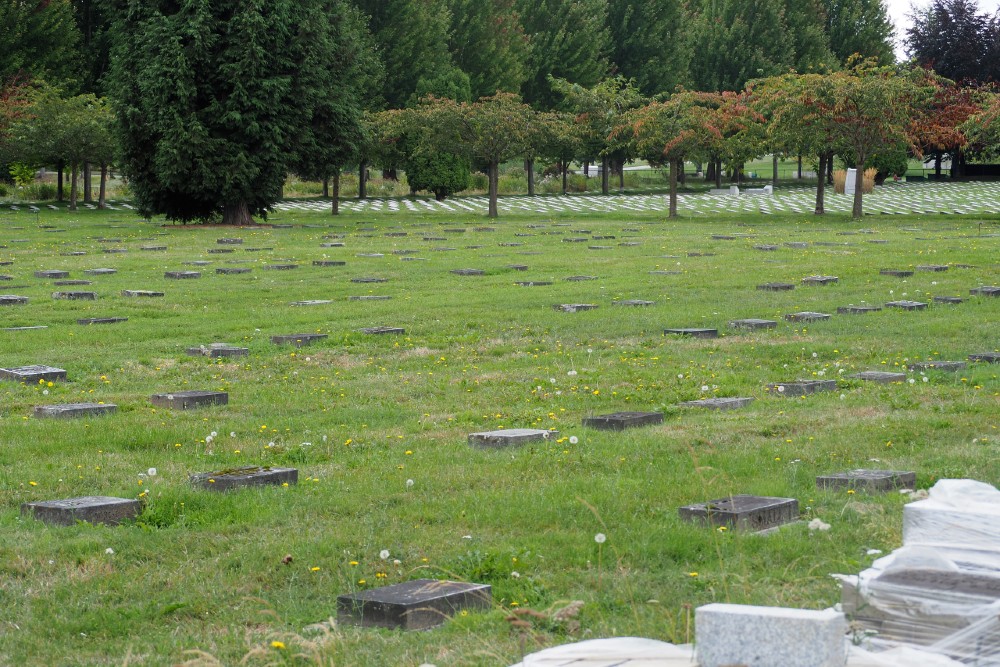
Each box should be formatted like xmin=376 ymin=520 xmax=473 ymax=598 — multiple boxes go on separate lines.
xmin=0 ymin=202 xmax=997 ymax=666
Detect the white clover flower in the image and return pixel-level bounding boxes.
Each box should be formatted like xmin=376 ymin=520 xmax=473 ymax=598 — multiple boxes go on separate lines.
xmin=379 ymin=549 xmax=390 ymax=560
xmin=594 ymin=533 xmax=606 ymax=544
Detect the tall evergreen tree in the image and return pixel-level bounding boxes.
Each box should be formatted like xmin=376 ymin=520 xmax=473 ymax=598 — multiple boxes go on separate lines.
xmin=906 ymin=0 xmax=999 ymax=83
xmin=783 ymin=0 xmax=837 ymax=72
xmin=821 ymin=0 xmax=895 ymax=65
xmin=351 ymin=0 xmax=458 ymax=108
xmin=689 ymin=0 xmax=793 ymax=92
xmin=516 ymin=0 xmax=611 ymax=108
xmin=447 ymin=0 xmax=529 ymax=99
xmin=607 ymin=0 xmax=691 ymax=96
xmin=0 ymin=0 xmax=80 ymax=87
xmin=107 ymin=0 xmax=369 ymax=225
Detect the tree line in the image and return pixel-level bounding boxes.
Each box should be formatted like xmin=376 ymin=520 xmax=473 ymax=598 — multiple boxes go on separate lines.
xmin=0 ymin=0 xmax=998 ymax=221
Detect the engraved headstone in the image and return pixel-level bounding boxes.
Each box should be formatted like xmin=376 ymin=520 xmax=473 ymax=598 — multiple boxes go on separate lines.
xmin=313 ymin=260 xmax=346 ymax=267
xmin=351 ymin=277 xmax=388 ymax=283
xmin=216 ymin=267 xmax=251 ymax=275
xmin=84 ymin=268 xmax=117 ymax=276
xmin=879 ymin=269 xmax=913 ymax=277
xmin=885 ymin=300 xmax=927 ymax=311
xmin=35 ymin=270 xmax=69 ymax=279
xmin=784 ymin=312 xmax=831 ymax=322
xmin=121 ymin=290 xmax=164 ymax=297
xmin=515 ymin=281 xmax=552 ymax=287
xmin=729 ymin=319 xmax=777 ymax=330
xmin=554 ymin=304 xmax=598 ymax=313
xmin=801 ymin=275 xmax=838 ymax=285
xmin=164 ymin=271 xmax=200 ymax=279
xmin=451 ymin=269 xmax=485 ymax=276
xmin=917 ymin=265 xmax=948 ymax=272
xmin=969 ymin=286 xmax=1000 ymax=297
xmin=679 ymin=397 xmax=753 ymax=410
xmin=613 ymin=299 xmax=654 ymax=307
xmin=679 ymin=495 xmax=798 ymax=531
xmin=52 ymin=291 xmax=97 ymax=300
xmin=0 ymin=295 xmax=28 ymax=305
xmin=360 ymin=326 xmax=405 ymax=335
xmin=263 ymin=264 xmax=298 ymax=270
xmin=757 ymin=283 xmax=795 ymax=291
xmin=969 ymin=352 xmax=1000 ymax=363
xmin=337 ymin=579 xmax=492 ymax=630
xmin=849 ymin=371 xmax=906 ymax=383
xmin=349 ymin=295 xmax=391 ymax=301
xmin=908 ymin=361 xmax=965 ymax=372
xmin=837 ymin=305 xmax=881 ymax=314
xmin=186 ymin=344 xmax=249 ymax=358
xmin=932 ymin=296 xmax=963 ymax=304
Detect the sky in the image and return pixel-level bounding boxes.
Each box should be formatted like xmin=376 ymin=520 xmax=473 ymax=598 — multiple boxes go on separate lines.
xmin=886 ymin=0 xmax=1000 ymax=59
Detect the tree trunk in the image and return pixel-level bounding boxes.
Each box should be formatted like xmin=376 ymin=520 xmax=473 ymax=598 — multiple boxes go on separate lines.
xmin=772 ymin=155 xmax=779 ymax=187
xmin=583 ymin=161 xmax=589 ymax=177
xmin=83 ymin=163 xmax=93 ymax=203
xmin=851 ymin=160 xmax=865 ymax=219
xmin=953 ymin=147 xmax=964 ymax=178
xmin=678 ymin=160 xmax=685 ymax=184
xmin=331 ymin=171 xmax=340 ymax=215
xmin=222 ymin=201 xmax=253 ymax=225
xmin=383 ymin=168 xmax=397 ymax=181
xmin=706 ymin=160 xmax=715 ymax=182
xmin=618 ymin=161 xmax=625 ymax=193
xmin=715 ymin=159 xmax=722 ymax=188
xmin=797 ymin=155 xmax=803 ymax=179
xmin=488 ymin=160 xmax=499 ymax=218
xmin=561 ymin=160 xmax=568 ymax=195
xmin=57 ymin=162 xmax=64 ymax=201
xmin=69 ymin=163 xmax=78 ymax=211
xmin=526 ymin=158 xmax=535 ymax=196
xmin=668 ymin=158 xmax=679 ymax=218
xmin=827 ymin=157 xmax=834 ymax=185
xmin=601 ymin=155 xmax=609 ymax=195
xmin=98 ymin=164 xmax=107 ymax=209
xmin=934 ymin=152 xmax=942 ymax=179
xmin=359 ymin=160 xmax=368 ymax=198
xmin=814 ymin=153 xmax=827 ymax=215
xmin=322 ymin=178 xmax=329 ymax=198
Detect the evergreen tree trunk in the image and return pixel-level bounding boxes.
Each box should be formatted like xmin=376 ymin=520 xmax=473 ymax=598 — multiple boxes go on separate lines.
xmin=772 ymin=155 xmax=779 ymax=187
xmin=98 ymin=164 xmax=107 ymax=209
xmin=715 ymin=159 xmax=722 ymax=188
xmin=322 ymin=178 xmax=329 ymax=198
xmin=851 ymin=160 xmax=865 ymax=219
xmin=57 ymin=162 xmax=64 ymax=201
xmin=601 ymin=155 xmax=609 ymax=195
xmin=668 ymin=158 xmax=679 ymax=218
xmin=526 ymin=158 xmax=535 ymax=196
xmin=331 ymin=172 xmax=340 ymax=215
xmin=488 ymin=160 xmax=499 ymax=218
xmin=561 ymin=160 xmax=568 ymax=195
xmin=797 ymin=155 xmax=803 ymax=179
xmin=222 ymin=201 xmax=253 ymax=225
xmin=814 ymin=153 xmax=827 ymax=215
xmin=934 ymin=152 xmax=942 ymax=179
xmin=359 ymin=160 xmax=368 ymax=199
xmin=84 ymin=163 xmax=93 ymax=203
xmin=706 ymin=160 xmax=715 ymax=182
xmin=69 ymin=163 xmax=78 ymax=211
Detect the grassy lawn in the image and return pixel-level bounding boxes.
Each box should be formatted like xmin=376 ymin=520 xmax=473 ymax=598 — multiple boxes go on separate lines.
xmin=0 ymin=203 xmax=997 ymax=666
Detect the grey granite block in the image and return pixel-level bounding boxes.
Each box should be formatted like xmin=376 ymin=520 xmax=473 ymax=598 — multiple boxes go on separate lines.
xmin=21 ymin=496 xmax=141 ymax=526
xmin=337 ymin=579 xmax=491 ymax=630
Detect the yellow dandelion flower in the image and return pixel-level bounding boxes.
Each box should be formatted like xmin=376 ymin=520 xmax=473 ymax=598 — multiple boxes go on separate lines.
xmin=271 ymin=641 xmax=285 ymax=650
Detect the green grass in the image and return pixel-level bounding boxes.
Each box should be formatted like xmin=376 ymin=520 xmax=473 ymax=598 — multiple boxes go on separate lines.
xmin=0 ymin=204 xmax=997 ymax=666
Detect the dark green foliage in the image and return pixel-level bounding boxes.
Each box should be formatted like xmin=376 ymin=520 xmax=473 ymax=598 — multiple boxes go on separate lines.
xmin=607 ymin=0 xmax=690 ymax=96
xmin=906 ymin=0 xmax=1000 ymax=83
xmin=689 ymin=0 xmax=793 ymax=93
xmin=447 ymin=0 xmax=529 ymax=99
xmin=107 ymin=0 xmax=368 ymax=224
xmin=406 ymin=150 xmax=471 ymax=199
xmin=516 ymin=0 xmax=610 ymax=108
xmin=821 ymin=0 xmax=895 ymax=65
xmin=0 ymin=0 xmax=80 ymax=88
xmin=783 ymin=0 xmax=837 ymax=72
xmin=412 ymin=67 xmax=473 ymax=104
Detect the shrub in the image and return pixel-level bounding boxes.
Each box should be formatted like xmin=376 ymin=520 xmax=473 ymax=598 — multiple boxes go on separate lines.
xmin=406 ymin=151 xmax=471 ymax=200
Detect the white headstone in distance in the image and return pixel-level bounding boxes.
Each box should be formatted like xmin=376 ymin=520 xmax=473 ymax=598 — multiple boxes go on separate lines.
xmin=845 ymin=168 xmax=857 ymax=195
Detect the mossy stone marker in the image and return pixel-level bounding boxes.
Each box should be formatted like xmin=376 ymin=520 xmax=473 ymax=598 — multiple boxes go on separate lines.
xmin=34 ymin=403 xmax=117 ymax=418
xmin=190 ymin=466 xmax=297 ymax=491
xmin=583 ymin=412 xmax=663 ymax=431
xmin=21 ymin=496 xmax=140 ymax=526
xmin=337 ymin=579 xmax=492 ymax=630
xmin=271 ymin=333 xmax=328 ymax=347
xmin=0 ymin=365 xmax=67 ymax=383
xmin=679 ymin=495 xmax=798 ymax=532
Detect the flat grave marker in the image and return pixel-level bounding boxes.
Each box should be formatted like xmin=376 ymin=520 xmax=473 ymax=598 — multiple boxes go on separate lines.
xmin=767 ymin=380 xmax=837 ymax=396
xmin=837 ymin=305 xmax=881 ymax=315
xmin=34 ymin=403 xmax=117 ymax=418
xmin=337 ymin=579 xmax=492 ymax=631
xmin=515 ymin=281 xmax=552 ymax=287
xmin=908 ymin=361 xmax=965 ymax=372
xmin=816 ymin=469 xmax=916 ymax=492
xmin=933 ymin=296 xmax=964 ymax=304
xmin=349 ymin=295 xmax=391 ymax=301
xmin=969 ymin=286 xmax=1000 ymax=297
xmin=0 ymin=295 xmax=28 ymax=305
xmin=583 ymin=412 xmax=663 ymax=431
xmin=34 ymin=270 xmax=69 ymax=279
xmin=187 ymin=343 xmax=249 ymax=358
xmin=613 ymin=299 xmax=654 ymax=307
xmin=679 ymin=495 xmax=798 ymax=532
xmin=0 ymin=365 xmax=67 ymax=383
xmin=313 ymin=260 xmax=346 ymax=267
xmin=164 ymin=271 xmax=201 ymax=279
xmin=21 ymin=496 xmax=140 ymax=526
xmin=664 ymin=328 xmax=718 ymax=339
xmin=554 ymin=304 xmax=598 ymax=313
xmin=969 ymin=352 xmax=1000 ymax=364
xmin=84 ymin=268 xmax=117 ymax=276
xmin=565 ymin=275 xmax=597 ymax=281
xmin=190 ymin=466 xmax=297 ymax=491
xmin=679 ymin=397 xmax=753 ymax=410
xmin=53 ymin=280 xmax=92 ymax=286
xmin=917 ymin=265 xmax=948 ymax=272
xmin=450 ymin=269 xmax=485 ymax=276
xmin=757 ymin=282 xmax=795 ymax=291
xmin=78 ymin=317 xmax=127 ymax=325
xmin=468 ymin=428 xmax=557 ymax=449
xmin=150 ymin=390 xmax=228 ymax=409
xmin=263 ymin=264 xmax=298 ymax=271
xmin=351 ymin=277 xmax=388 ymax=283
xmin=801 ymin=275 xmax=838 ymax=285
xmin=52 ymin=291 xmax=97 ymax=300
xmin=849 ymin=371 xmax=906 ymax=383
xmin=271 ymin=333 xmax=328 ymax=347
xmin=216 ymin=267 xmax=251 ymax=275
xmin=784 ymin=312 xmax=831 ymax=322
xmin=360 ymin=326 xmax=405 ymax=335
xmin=885 ymin=300 xmax=928 ymax=311
xmin=121 ymin=289 xmax=164 ymax=298
xmin=879 ymin=269 xmax=913 ymax=277
xmin=729 ymin=319 xmax=777 ymax=330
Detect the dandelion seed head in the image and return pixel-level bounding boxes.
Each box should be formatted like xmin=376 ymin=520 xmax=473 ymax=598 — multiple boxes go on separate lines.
xmin=594 ymin=533 xmax=606 ymax=544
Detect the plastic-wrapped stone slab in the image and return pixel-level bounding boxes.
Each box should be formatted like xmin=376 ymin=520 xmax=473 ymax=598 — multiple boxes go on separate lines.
xmin=337 ymin=579 xmax=491 ymax=630
xmin=767 ymin=380 xmax=837 ymax=396
xmin=784 ymin=312 xmax=831 ymax=322
xmin=21 ymin=496 xmax=140 ymax=526
xmin=554 ymin=304 xmax=598 ymax=313
xmin=729 ymin=319 xmax=777 ymax=330
xmin=186 ymin=344 xmax=249 ymax=358
xmin=908 ymin=361 xmax=966 ymax=372
xmin=679 ymin=495 xmax=798 ymax=531
xmin=150 ymin=390 xmax=228 ymax=409
xmin=190 ymin=466 xmax=297 ymax=491
xmin=837 ymin=305 xmax=881 ymax=314
xmin=850 ymin=371 xmax=906 ymax=383
xmin=0 ymin=365 xmax=67 ymax=383
xmin=664 ymin=328 xmax=717 ymax=338
xmin=695 ymin=603 xmax=846 ymax=667
xmin=468 ymin=428 xmax=557 ymax=450
xmin=816 ymin=469 xmax=915 ymax=492
xmin=164 ymin=271 xmax=200 ymax=279
xmin=270 ymin=333 xmax=327 ymax=347
xmin=678 ymin=397 xmax=753 ymax=410
xmin=34 ymin=402 xmax=117 ymax=418
xmin=582 ymin=412 xmax=663 ymax=431
xmin=121 ymin=290 xmax=164 ymax=297
xmin=78 ymin=317 xmax=127 ymax=325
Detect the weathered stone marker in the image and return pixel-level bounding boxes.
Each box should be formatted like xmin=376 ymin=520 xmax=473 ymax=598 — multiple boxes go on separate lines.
xmin=554 ymin=304 xmax=598 ymax=313
xmin=885 ymin=300 xmax=928 ymax=311
xmin=932 ymin=296 xmax=963 ymax=304
xmin=217 ymin=238 xmax=243 ymax=244
xmin=801 ymin=275 xmax=838 ymax=285
xmin=190 ymin=466 xmax=297 ymax=491
xmin=351 ymin=277 xmax=388 ymax=283
xmin=969 ymin=352 xmax=1000 ymax=363
xmin=678 ymin=397 xmax=754 ymax=410
xmin=613 ymin=299 xmax=654 ymax=307
xmin=468 ymin=428 xmax=557 ymax=449
xmin=767 ymin=380 xmax=837 ymax=396
xmin=121 ymin=289 xmax=165 ymax=297
xmin=290 ymin=300 xmax=332 ymax=307
xmin=450 ymin=269 xmax=485 ymax=276
xmin=186 ymin=343 xmax=249 ymax=358
xmin=565 ymin=275 xmax=597 ymax=281
xmin=837 ymin=305 xmax=881 ymax=314
xmin=515 ymin=281 xmax=552 ymax=287
xmin=349 ymin=295 xmax=391 ymax=301
xmin=879 ymin=269 xmax=913 ymax=277
xmin=216 ymin=267 xmax=251 ymax=275
xmin=360 ymin=326 xmax=405 ymax=335
xmin=917 ymin=264 xmax=948 ymax=272
xmin=34 ymin=403 xmax=117 ymax=418
xmin=21 ymin=496 xmax=141 ymax=526
xmin=0 ymin=365 xmax=67 ymax=383
xmin=664 ymin=328 xmax=718 ymax=339
xmin=271 ymin=333 xmax=328 ymax=347
xmin=150 ymin=390 xmax=228 ymax=409
xmin=816 ymin=469 xmax=916 ymax=493
xmin=84 ymin=268 xmax=117 ymax=276
xmin=164 ymin=271 xmax=200 ymax=279
xmin=53 ymin=280 xmax=92 ymax=286
xmin=52 ymin=291 xmax=97 ymax=300
xmin=729 ymin=319 xmax=777 ymax=330
xmin=0 ymin=295 xmax=28 ymax=305
xmin=849 ymin=371 xmax=906 ymax=383
xmin=78 ymin=317 xmax=127 ymax=325
xmin=679 ymin=495 xmax=798 ymax=531
xmin=969 ymin=286 xmax=1000 ymax=297
xmin=784 ymin=312 xmax=831 ymax=322
xmin=313 ymin=260 xmax=346 ymax=267
xmin=34 ymin=270 xmax=69 ymax=279
xmin=263 ymin=264 xmax=298 ymax=270
xmin=756 ymin=282 xmax=795 ymax=291
xmin=908 ymin=361 xmax=966 ymax=372
xmin=583 ymin=412 xmax=663 ymax=431
xmin=337 ymin=579 xmax=492 ymax=630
